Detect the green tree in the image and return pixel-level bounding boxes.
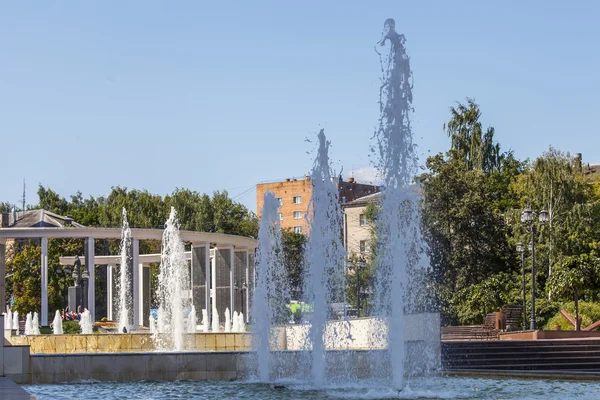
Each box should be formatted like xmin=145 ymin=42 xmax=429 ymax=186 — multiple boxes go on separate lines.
xmin=511 ymin=148 xmax=593 ymax=279
xmin=444 ymin=98 xmax=503 ymax=173
xmin=421 ymin=100 xmax=521 ymax=324
xmin=547 ymin=254 xmax=600 ymax=330
xmin=281 ymin=228 xmax=306 ymax=300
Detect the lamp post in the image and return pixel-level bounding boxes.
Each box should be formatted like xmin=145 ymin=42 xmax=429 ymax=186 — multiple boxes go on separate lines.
xmin=516 ymin=242 xmax=526 ymax=330
xmin=349 ymin=256 xmax=367 ymax=317
xmin=521 ymin=207 xmax=549 ymax=330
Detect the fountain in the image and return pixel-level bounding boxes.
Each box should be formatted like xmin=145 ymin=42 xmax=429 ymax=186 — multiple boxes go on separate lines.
xmin=232 ymin=311 xmax=238 ymax=333
xmin=155 ymin=207 xmax=190 ymax=351
xmin=5 ymin=309 xmax=12 ymax=332
xmin=12 ymin=311 xmax=19 ymax=331
xmin=51 ymin=310 xmax=63 ymax=334
xmin=187 ymin=305 xmax=197 ymax=333
xmin=304 ymin=129 xmax=348 ymax=386
xmin=238 ymin=313 xmax=245 ymax=332
xmin=253 ymin=190 xmax=289 ymax=381
xmin=211 ymin=307 xmax=220 ymax=332
xmin=201 ymin=309 xmax=209 ymax=332
xmin=79 ymin=309 xmax=93 ymax=334
xmin=25 ymin=312 xmax=34 ymax=335
xmin=117 ymin=208 xmax=133 ymax=332
xmin=371 ymin=18 xmax=431 ymax=389
xmin=224 ymin=308 xmax=232 ymax=332
xmin=33 ymin=312 xmax=40 ymax=335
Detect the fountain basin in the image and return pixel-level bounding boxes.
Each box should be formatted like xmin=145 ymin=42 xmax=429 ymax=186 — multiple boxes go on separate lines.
xmin=7 ymin=333 xmax=253 ymax=354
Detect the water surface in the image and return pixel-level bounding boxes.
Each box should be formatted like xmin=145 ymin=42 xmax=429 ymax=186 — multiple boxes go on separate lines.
xmin=24 ymin=377 xmax=600 ymax=399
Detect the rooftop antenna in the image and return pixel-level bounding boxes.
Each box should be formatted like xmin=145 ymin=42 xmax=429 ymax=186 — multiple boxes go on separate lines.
xmin=22 ymin=179 xmax=26 ymax=213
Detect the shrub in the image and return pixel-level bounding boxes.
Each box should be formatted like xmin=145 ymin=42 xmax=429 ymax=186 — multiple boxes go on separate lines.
xmin=543 ymin=301 xmax=600 ymax=331
xmin=63 ymin=321 xmax=81 ymax=334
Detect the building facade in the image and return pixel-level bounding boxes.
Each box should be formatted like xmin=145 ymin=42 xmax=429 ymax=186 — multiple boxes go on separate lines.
xmin=342 ymin=192 xmax=382 ymax=258
xmin=256 ymin=176 xmax=379 ymax=234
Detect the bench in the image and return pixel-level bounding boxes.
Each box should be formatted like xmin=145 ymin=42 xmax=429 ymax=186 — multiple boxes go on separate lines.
xmin=501 ymin=305 xmax=524 ymax=331
xmin=441 ymin=324 xmax=498 ymax=341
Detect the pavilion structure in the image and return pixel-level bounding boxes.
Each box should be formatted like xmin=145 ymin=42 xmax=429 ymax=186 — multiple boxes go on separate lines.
xmin=0 ymin=226 xmax=257 ymax=328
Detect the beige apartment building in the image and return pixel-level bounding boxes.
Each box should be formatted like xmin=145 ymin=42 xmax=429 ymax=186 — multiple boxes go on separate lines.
xmin=256 ymin=176 xmax=379 ymax=235
xmin=342 ymin=192 xmax=382 ymax=258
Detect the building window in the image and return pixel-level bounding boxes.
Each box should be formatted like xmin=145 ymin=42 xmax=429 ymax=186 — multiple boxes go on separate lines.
xmin=360 ymin=240 xmax=367 ymax=253
xmin=278 ymin=212 xmax=283 ymax=221
xmin=293 ymin=196 xmax=302 ymax=204
xmin=277 ymin=198 xmax=283 ymax=206
xmin=359 ymin=214 xmax=368 ymax=226
xmin=293 ymin=211 xmax=302 ymax=219
xmin=293 ymin=226 xmax=302 ymax=234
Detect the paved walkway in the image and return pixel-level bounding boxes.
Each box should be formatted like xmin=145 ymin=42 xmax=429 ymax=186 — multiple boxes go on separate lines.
xmin=0 ymin=377 xmax=35 ymax=399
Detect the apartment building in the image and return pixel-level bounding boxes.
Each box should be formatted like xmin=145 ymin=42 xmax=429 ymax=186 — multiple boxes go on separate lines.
xmin=256 ymin=176 xmax=379 ymax=234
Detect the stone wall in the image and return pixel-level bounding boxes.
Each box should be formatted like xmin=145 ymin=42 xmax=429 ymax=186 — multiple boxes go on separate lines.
xmin=8 ymin=333 xmax=252 ymax=354
xmin=285 ymin=314 xmax=441 ymax=350
xmin=28 ymin=351 xmax=253 ymax=384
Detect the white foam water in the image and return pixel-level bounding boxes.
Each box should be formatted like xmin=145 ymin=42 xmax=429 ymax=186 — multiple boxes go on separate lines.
xmin=253 ymin=190 xmax=289 ymax=382
xmin=372 ymin=18 xmax=431 ymax=389
xmin=117 ymin=208 xmax=133 ymax=332
xmin=155 ymin=207 xmax=191 ymax=351
xmin=304 ymin=129 xmax=347 ymax=385
xmin=51 ymin=310 xmax=63 ymax=334
xmin=79 ymin=309 xmax=93 ymax=334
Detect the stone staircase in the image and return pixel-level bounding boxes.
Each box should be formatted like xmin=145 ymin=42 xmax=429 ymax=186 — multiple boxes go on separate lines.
xmin=442 ymin=339 xmax=600 ymax=372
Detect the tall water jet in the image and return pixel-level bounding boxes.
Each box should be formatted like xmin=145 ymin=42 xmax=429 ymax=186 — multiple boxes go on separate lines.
xmin=51 ymin=310 xmax=63 ymax=334
xmin=232 ymin=311 xmax=239 ymax=333
xmin=202 ymin=309 xmax=209 ymax=332
xmin=33 ymin=312 xmax=40 ymax=335
xmin=116 ymin=208 xmax=133 ymax=332
xmin=12 ymin=311 xmax=19 ymax=331
xmin=373 ymin=18 xmax=429 ymax=389
xmin=5 ymin=309 xmax=12 ymax=332
xmin=252 ymin=191 xmax=288 ymax=382
xmin=187 ymin=305 xmax=197 ymax=333
xmin=80 ymin=309 xmax=93 ymax=334
xmin=224 ymin=307 xmax=232 ymax=332
xmin=156 ymin=207 xmax=191 ymax=351
xmin=238 ymin=312 xmax=245 ymax=332
xmin=25 ymin=312 xmax=34 ymax=335
xmin=211 ymin=307 xmax=220 ymax=332
xmin=304 ymin=129 xmax=347 ymax=386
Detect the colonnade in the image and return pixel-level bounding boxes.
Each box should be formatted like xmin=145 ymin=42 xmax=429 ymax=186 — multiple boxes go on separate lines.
xmin=0 ymin=228 xmax=257 ymax=328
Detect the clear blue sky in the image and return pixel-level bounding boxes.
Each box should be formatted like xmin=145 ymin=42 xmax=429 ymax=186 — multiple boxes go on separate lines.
xmin=1 ymin=1 xmax=599 ymax=213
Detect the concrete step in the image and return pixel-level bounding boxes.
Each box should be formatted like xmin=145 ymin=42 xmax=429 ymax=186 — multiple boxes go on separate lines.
xmin=445 ymin=355 xmax=600 ymax=367
xmin=446 ymin=362 xmax=600 ymax=370
xmin=442 ymin=340 xmax=600 ymax=372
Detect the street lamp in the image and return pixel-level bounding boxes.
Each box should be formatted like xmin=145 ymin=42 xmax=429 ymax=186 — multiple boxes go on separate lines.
xmin=516 ymin=242 xmax=526 ymax=330
xmin=521 ymin=207 xmax=549 ymax=330
xmin=348 ymin=256 xmax=367 ymax=317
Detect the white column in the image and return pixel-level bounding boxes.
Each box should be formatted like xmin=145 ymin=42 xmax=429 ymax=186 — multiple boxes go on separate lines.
xmin=106 ymin=265 xmax=113 ymax=321
xmin=204 ymin=242 xmax=211 ymax=326
xmin=211 ymin=250 xmax=216 ymax=308
xmin=0 ymin=238 xmax=6 ymax=315
xmin=138 ymin=262 xmax=144 ymax=326
xmin=132 ymin=238 xmax=140 ymax=328
xmin=41 ymin=237 xmax=48 ymax=326
xmin=230 ymin=246 xmax=235 ymax=314
xmin=245 ymin=249 xmax=249 ymax=323
xmin=87 ymin=237 xmax=95 ymax=320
